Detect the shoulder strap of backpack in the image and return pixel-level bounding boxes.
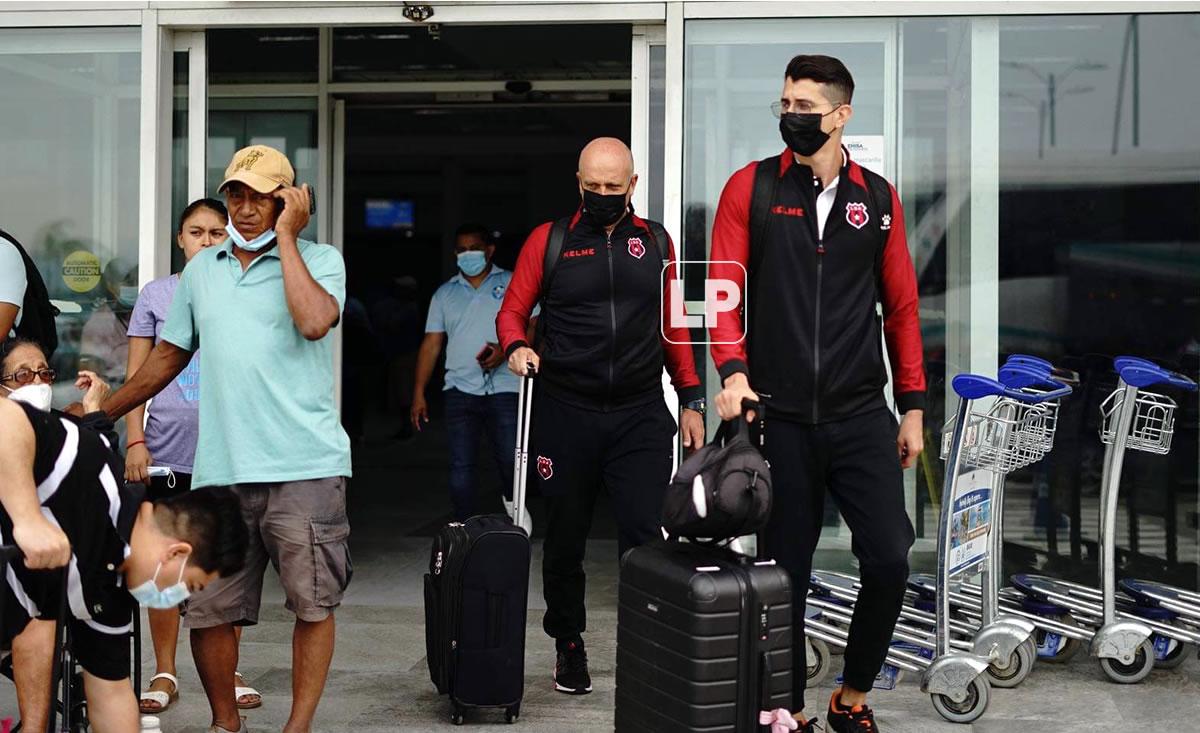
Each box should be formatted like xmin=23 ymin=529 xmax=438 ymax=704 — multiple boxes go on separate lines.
xmin=859 ymin=170 xmax=894 ymax=304
xmin=534 ymin=218 xmax=570 ymax=349
xmin=748 ymin=155 xmax=782 ymax=279
xmin=0 ymin=227 xmax=58 ymax=356
xmin=642 ymin=220 xmax=672 ymax=266
xmin=539 ymin=218 xmax=570 ymax=297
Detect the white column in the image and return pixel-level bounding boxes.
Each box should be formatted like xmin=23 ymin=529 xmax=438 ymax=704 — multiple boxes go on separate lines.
xmin=945 ymin=17 xmax=1000 ymax=407
xmin=138 ymin=9 xmax=173 ymax=288
xmin=186 ymin=31 xmax=207 ymax=202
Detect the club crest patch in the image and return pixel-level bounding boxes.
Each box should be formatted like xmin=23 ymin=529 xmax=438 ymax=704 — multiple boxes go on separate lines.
xmin=627 ymin=237 xmax=646 ymax=259
xmin=492 ymin=284 xmax=506 ymax=300
xmin=537 ymin=455 xmax=554 ymax=480
xmin=846 ymin=202 xmax=869 ymax=230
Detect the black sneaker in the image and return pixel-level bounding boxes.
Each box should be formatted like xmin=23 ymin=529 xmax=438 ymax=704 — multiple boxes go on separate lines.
xmin=826 ymin=691 xmax=878 ymax=733
xmin=553 ymin=639 xmax=592 ymax=695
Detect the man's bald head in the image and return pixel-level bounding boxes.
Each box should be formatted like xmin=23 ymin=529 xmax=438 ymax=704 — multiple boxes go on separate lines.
xmin=579 ymin=137 xmax=634 ymax=181
xmin=577 ymin=137 xmax=638 ymax=217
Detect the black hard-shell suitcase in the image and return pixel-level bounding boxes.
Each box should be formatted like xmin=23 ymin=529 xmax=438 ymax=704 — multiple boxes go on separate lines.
xmin=424 ymin=371 xmax=535 ymax=725
xmin=615 ymin=539 xmax=793 ymax=732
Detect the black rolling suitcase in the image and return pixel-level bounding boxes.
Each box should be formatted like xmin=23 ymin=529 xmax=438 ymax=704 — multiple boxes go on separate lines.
xmin=615 ymin=400 xmax=791 ymax=732
xmin=615 ymin=540 xmax=793 ymax=732
xmin=424 ymin=371 xmax=535 ymax=726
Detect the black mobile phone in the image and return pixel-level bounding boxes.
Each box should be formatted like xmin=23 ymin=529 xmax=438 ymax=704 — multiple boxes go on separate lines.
xmin=306 ymin=184 xmax=317 ymax=215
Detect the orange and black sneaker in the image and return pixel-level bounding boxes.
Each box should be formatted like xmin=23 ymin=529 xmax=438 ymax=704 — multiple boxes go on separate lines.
xmin=826 ymin=690 xmax=878 ymax=733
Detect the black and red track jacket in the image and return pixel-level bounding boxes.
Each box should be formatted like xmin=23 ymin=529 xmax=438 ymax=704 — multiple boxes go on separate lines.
xmin=709 ymin=148 xmax=926 ymax=423
xmin=498 ymin=210 xmax=703 ymax=412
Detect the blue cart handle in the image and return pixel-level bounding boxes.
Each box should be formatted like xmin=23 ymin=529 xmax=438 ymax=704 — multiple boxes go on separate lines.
xmin=1005 ymin=354 xmax=1054 ymax=373
xmin=1113 ymin=356 xmax=1160 ymax=373
xmin=953 ymin=370 xmax=1072 ymax=403
xmin=1115 ymin=361 xmax=1198 ymax=392
xmin=998 ymin=364 xmax=1072 ymax=393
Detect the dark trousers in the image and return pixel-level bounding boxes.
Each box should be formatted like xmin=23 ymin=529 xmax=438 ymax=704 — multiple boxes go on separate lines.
xmin=445 ymin=388 xmax=518 ymax=520
xmin=762 ymin=407 xmax=915 ymax=711
xmin=533 ymin=391 xmax=676 ymax=642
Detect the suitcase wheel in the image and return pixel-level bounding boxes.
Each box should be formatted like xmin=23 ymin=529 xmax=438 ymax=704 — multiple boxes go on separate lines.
xmin=505 ymin=704 xmax=520 ymax=724
xmin=451 ymin=712 xmax=464 ymax=726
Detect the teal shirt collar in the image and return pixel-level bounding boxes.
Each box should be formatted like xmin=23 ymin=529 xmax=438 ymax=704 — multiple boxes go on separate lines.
xmin=216 ymin=237 xmax=286 ymax=260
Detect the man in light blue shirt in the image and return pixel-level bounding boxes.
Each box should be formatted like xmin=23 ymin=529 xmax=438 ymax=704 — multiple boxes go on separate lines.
xmin=102 ymin=145 xmax=350 ymax=733
xmin=412 ymin=223 xmax=534 ymax=526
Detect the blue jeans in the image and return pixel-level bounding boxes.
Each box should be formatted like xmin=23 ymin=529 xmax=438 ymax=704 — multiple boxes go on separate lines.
xmin=445 ymin=388 xmax=518 ymax=520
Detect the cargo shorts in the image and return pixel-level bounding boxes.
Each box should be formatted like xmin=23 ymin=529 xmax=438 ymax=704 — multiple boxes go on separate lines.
xmin=182 ymin=476 xmax=352 ymax=627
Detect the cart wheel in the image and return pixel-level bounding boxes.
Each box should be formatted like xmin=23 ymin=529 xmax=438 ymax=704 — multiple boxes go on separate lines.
xmin=806 ymin=638 xmax=831 ymax=687
xmin=1099 ymin=639 xmax=1156 ymax=684
xmin=505 ymin=704 xmax=520 ymax=724
xmin=1154 ymin=641 xmax=1190 ymax=670
xmin=987 ymin=639 xmax=1035 ymax=688
xmin=930 ymin=676 xmax=990 ymax=724
xmin=1037 ymin=617 xmax=1081 ymax=664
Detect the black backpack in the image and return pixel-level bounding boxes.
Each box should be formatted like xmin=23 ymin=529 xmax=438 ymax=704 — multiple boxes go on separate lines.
xmin=661 ymin=413 xmax=772 ymax=541
xmin=748 ymin=154 xmax=893 ymax=300
xmin=0 ymin=228 xmax=59 ymax=357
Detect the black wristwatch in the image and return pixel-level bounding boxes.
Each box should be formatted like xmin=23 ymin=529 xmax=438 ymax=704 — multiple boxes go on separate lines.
xmin=683 ymin=398 xmax=706 ymax=416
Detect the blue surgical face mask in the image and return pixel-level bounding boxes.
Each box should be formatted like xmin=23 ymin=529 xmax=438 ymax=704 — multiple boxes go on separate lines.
xmin=129 ymin=555 xmax=191 ymax=609
xmin=225 ymin=222 xmax=276 ymax=253
xmin=457 ymin=250 xmax=488 ymax=277
xmin=118 ymin=285 xmax=139 ymax=308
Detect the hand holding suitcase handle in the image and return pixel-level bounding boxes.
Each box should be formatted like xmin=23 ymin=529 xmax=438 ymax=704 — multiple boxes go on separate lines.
xmin=510 ymin=363 xmax=537 ymax=530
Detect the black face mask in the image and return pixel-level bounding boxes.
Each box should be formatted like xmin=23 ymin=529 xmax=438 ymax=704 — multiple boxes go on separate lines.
xmin=779 ymin=112 xmax=832 ymax=157
xmin=581 ymin=189 xmax=629 ymax=228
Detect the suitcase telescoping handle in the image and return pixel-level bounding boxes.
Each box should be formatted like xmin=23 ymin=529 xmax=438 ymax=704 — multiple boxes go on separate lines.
xmin=511 ymin=362 xmax=536 ymax=530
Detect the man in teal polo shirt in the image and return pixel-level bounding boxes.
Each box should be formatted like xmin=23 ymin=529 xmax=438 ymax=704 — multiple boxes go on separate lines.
xmin=102 ymin=145 xmax=350 ymax=733
xmin=411 ymin=223 xmax=535 ymax=527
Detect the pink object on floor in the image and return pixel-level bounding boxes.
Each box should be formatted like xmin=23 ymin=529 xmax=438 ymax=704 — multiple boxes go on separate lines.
xmin=759 ymin=708 xmax=800 ymax=732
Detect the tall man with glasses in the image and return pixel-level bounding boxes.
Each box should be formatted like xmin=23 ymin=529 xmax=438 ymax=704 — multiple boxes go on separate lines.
xmin=101 ymin=145 xmax=352 ymax=733
xmin=709 ymin=55 xmax=926 ymax=733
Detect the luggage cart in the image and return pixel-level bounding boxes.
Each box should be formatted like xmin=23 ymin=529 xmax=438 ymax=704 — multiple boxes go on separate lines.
xmin=1007 ymin=356 xmax=1199 ymax=683
xmin=807 ymin=369 xmax=1069 ymax=722
xmin=816 ymin=360 xmax=1066 ymax=689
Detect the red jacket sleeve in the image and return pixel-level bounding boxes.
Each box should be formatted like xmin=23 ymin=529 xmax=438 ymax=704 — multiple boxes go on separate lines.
xmin=879 ymin=184 xmax=927 ymax=412
xmin=659 ymin=231 xmax=703 ymax=404
xmin=707 ymin=162 xmax=756 ymax=383
xmin=497 ymin=222 xmax=550 ymax=357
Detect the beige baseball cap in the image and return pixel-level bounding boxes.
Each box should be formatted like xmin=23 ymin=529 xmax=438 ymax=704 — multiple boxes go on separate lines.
xmin=218 ymin=144 xmax=295 ymax=194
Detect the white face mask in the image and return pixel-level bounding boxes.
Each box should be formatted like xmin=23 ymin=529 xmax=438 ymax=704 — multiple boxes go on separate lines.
xmin=5 ymin=382 xmax=53 ymax=411
xmin=224 ymin=222 xmax=276 ymax=252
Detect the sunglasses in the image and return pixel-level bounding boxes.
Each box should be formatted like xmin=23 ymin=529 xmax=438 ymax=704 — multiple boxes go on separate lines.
xmin=1 ymin=367 xmax=56 ymax=386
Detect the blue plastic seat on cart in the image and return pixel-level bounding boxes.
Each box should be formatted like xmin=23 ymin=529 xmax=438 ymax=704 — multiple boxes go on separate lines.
xmin=1120 ymin=578 xmax=1187 ymax=609
xmin=1020 ymin=596 xmax=1072 ymax=617
xmin=906 ymin=572 xmax=938 ymax=600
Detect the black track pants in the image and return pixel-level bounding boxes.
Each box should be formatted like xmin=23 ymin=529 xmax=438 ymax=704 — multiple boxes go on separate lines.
xmin=532 ymin=391 xmax=677 ymax=642
xmin=762 ymin=407 xmax=916 ymax=711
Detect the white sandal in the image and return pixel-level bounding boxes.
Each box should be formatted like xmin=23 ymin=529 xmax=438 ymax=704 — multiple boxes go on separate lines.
xmin=234 ymin=670 xmax=262 ymax=710
xmin=139 ymin=672 xmax=179 ymax=713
